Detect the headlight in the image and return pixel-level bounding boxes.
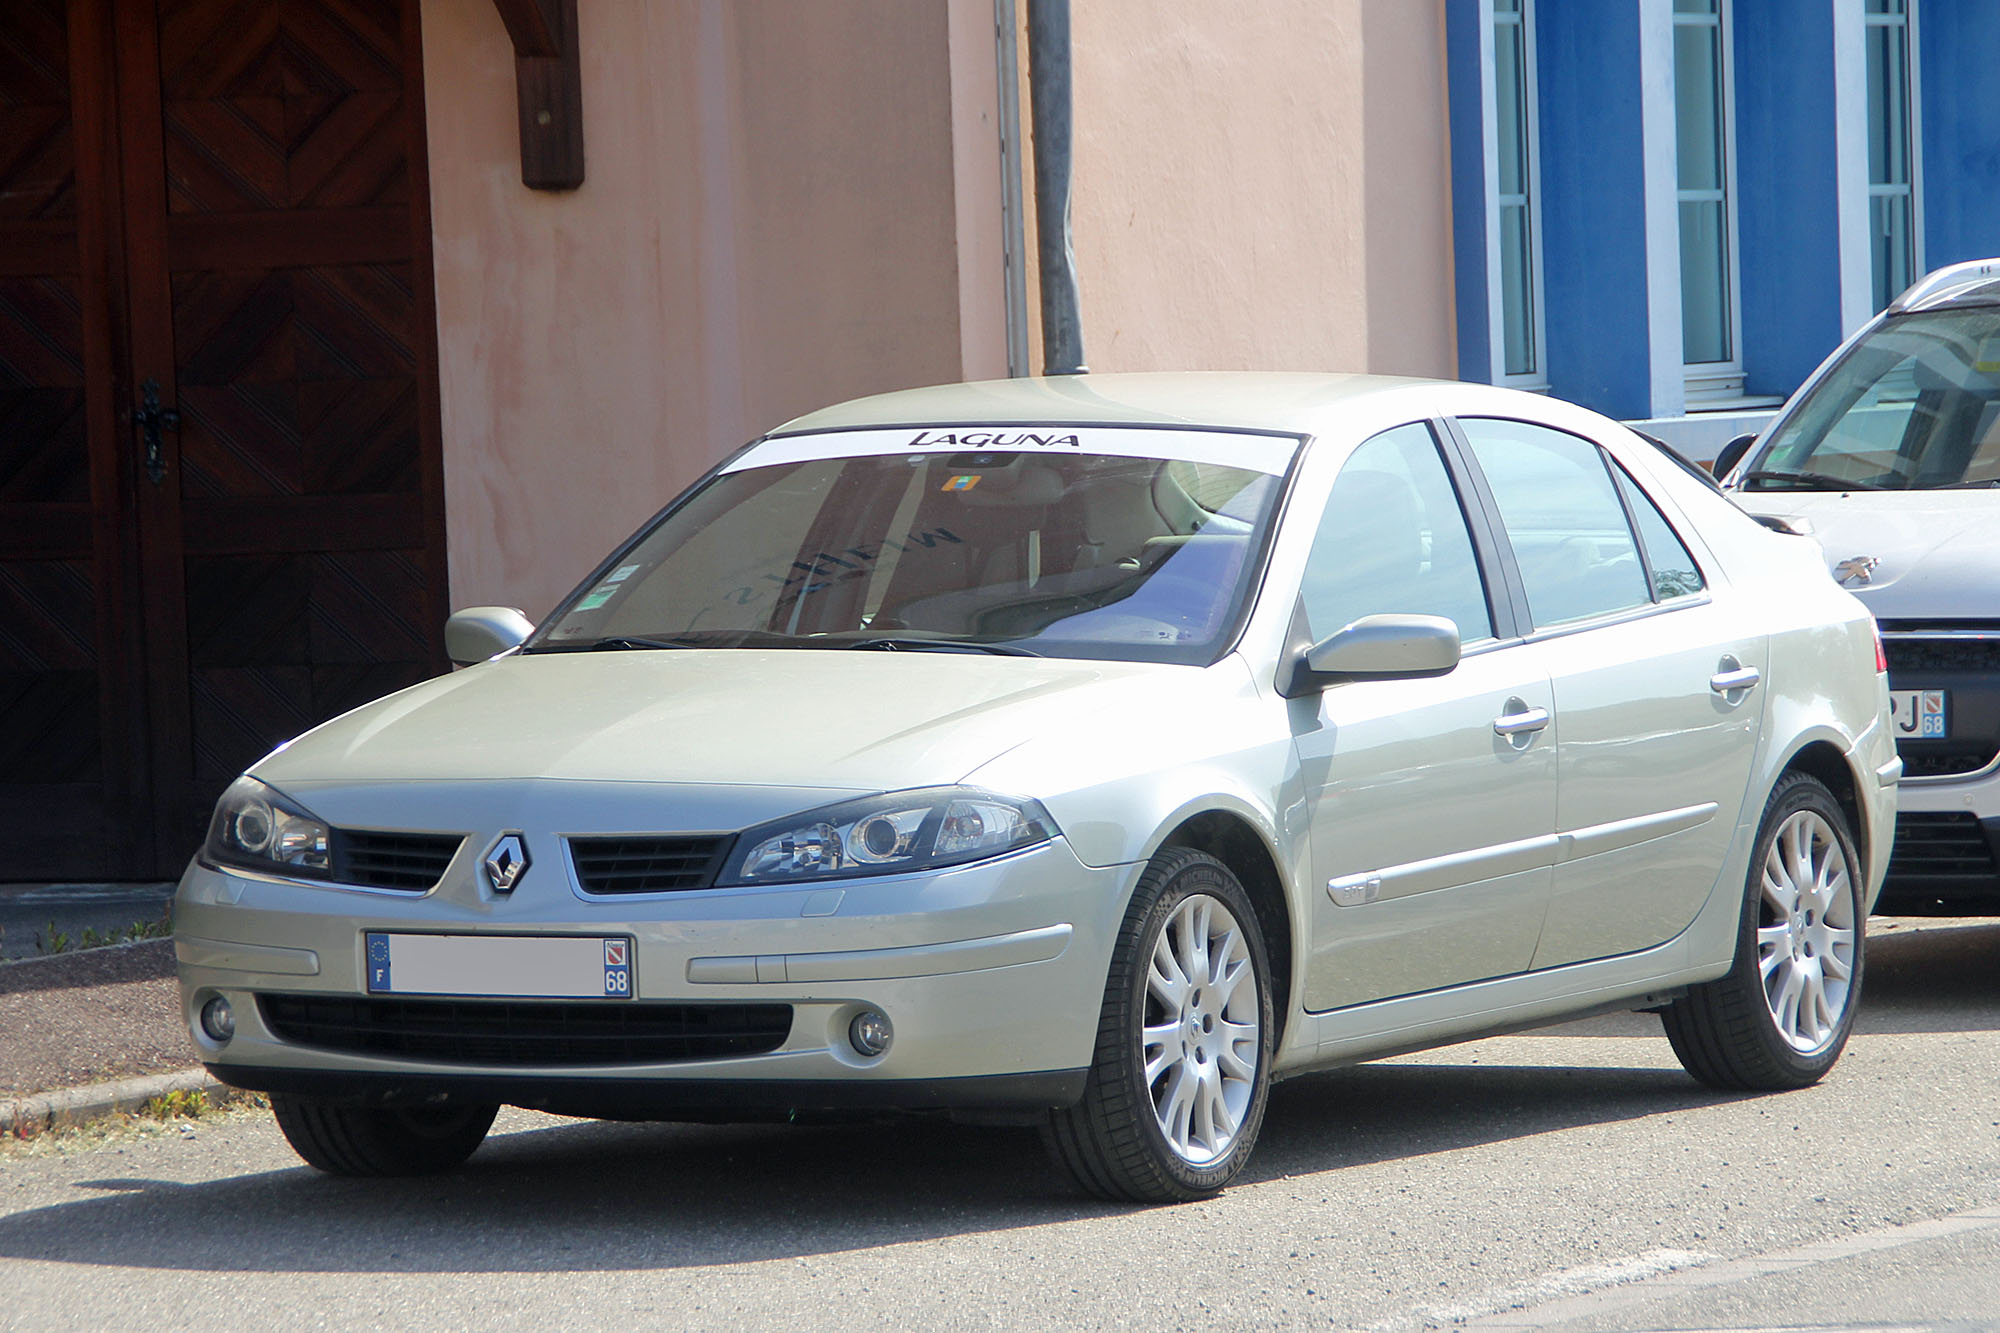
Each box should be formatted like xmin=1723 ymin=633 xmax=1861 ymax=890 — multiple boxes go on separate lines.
xmin=724 ymin=787 xmax=1056 ymax=885
xmin=202 ymin=776 xmax=332 ymax=878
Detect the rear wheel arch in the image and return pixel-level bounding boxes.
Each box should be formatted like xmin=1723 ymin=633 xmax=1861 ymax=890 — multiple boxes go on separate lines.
xmin=1778 ymin=738 xmax=1872 ymax=883
xmin=1158 ymin=810 xmax=1293 ymax=1045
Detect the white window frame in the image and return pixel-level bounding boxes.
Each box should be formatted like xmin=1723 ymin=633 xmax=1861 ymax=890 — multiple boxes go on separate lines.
xmin=1865 ymin=0 xmax=1925 ymax=312
xmin=1674 ymin=0 xmax=1746 ymax=402
xmin=1485 ymin=0 xmax=1548 ymax=390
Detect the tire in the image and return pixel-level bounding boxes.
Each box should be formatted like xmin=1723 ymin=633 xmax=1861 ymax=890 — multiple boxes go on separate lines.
xmin=1662 ymin=771 xmax=1865 ymax=1091
xmin=270 ymin=1093 xmax=498 ymax=1176
xmin=1044 ymin=847 xmax=1274 ymax=1203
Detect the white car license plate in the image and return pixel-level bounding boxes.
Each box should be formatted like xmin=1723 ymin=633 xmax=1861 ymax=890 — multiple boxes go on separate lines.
xmin=1889 ymin=689 xmax=1947 ymax=739
xmin=364 ymin=932 xmax=635 ymax=999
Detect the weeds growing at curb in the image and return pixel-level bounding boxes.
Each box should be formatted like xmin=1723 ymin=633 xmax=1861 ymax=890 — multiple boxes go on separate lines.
xmin=2 ymin=1092 xmax=268 ymax=1161
xmin=143 ymin=1088 xmax=212 ymax=1120
xmin=32 ymin=910 xmax=173 ymax=957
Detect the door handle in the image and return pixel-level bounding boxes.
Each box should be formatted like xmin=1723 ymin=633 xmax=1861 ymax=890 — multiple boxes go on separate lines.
xmin=1493 ymin=701 xmax=1550 ymax=738
xmin=1709 ymin=664 xmax=1761 ymax=695
xmin=135 ymin=377 xmax=180 ymax=486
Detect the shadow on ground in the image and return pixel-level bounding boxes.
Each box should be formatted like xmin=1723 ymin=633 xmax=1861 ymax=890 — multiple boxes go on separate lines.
xmin=0 ymin=1059 xmax=1729 ymax=1276
xmin=0 ymin=917 xmax=1990 ymax=1275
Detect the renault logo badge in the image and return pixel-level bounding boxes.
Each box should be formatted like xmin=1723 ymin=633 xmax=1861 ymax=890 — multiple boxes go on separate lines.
xmin=482 ymin=833 xmax=530 ymax=893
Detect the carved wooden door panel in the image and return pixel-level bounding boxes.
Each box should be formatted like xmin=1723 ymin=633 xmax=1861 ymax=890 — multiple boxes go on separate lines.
xmin=0 ymin=0 xmax=146 ymax=878
xmin=0 ymin=0 xmax=448 ymax=879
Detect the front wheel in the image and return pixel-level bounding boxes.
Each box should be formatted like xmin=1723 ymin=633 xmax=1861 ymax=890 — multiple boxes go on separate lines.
xmin=270 ymin=1093 xmax=498 ymax=1176
xmin=1662 ymin=771 xmax=1865 ymax=1090
xmin=1044 ymin=847 xmax=1274 ymax=1202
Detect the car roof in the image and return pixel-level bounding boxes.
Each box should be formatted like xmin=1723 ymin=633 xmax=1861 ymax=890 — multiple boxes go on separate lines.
xmin=768 ymin=371 xmax=1460 ymax=439
xmin=1889 ymin=258 xmax=2000 ymax=313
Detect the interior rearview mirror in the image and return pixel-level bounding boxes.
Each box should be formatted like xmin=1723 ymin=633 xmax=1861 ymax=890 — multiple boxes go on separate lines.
xmin=445 ymin=606 xmax=536 ymax=665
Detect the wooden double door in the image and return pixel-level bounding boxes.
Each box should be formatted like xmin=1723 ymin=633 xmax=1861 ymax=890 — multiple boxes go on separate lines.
xmin=0 ymin=0 xmax=449 ymax=880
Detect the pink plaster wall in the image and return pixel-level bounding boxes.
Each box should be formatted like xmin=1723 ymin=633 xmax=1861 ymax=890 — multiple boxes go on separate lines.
xmin=421 ymin=0 xmax=1002 ymax=618
xmin=420 ymin=0 xmax=1456 ymax=617
xmin=1062 ymin=0 xmax=1457 ymax=376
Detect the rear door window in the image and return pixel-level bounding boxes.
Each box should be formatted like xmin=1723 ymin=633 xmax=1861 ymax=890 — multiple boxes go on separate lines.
xmin=1456 ymin=418 xmax=1650 ymax=630
xmin=1610 ymin=461 xmax=1706 ymax=601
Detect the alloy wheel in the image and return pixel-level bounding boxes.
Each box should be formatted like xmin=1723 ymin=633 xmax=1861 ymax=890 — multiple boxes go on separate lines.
xmin=1756 ymin=807 xmax=1858 ymax=1053
xmin=1141 ymin=892 xmax=1262 ymax=1165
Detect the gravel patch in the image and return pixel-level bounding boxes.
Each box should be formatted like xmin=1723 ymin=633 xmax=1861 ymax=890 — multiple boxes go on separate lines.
xmin=0 ymin=939 xmax=194 ymax=1101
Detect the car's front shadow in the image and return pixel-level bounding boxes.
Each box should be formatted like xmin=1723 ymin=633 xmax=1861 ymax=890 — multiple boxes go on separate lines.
xmin=6 ymin=920 xmax=1991 ymax=1276
xmin=0 ymin=1070 xmax=1736 ymax=1278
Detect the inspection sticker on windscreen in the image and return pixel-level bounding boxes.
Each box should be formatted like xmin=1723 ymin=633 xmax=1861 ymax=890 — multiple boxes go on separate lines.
xmin=364 ymin=932 xmax=635 ymax=999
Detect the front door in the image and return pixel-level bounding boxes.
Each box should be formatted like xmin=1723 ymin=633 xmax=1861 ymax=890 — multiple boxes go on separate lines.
xmin=1293 ymin=423 xmax=1559 ymax=1011
xmin=0 ymin=0 xmax=448 ymax=879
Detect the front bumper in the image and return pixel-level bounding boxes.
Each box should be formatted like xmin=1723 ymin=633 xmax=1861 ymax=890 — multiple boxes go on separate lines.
xmin=175 ymin=837 xmax=1134 ymax=1114
xmin=1879 ymin=626 xmax=2000 ymax=907
xmin=1882 ymin=763 xmax=2000 ymax=909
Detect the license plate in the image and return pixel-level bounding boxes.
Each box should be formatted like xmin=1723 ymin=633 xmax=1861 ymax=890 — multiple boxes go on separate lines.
xmin=1889 ymin=689 xmax=1947 ymax=739
xmin=364 ymin=933 xmax=635 ymax=999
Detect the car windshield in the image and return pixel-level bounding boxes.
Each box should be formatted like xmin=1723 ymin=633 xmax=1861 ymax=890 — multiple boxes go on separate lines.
xmin=1745 ymin=306 xmax=2000 ymax=491
xmin=528 ymin=428 xmax=1296 ymax=665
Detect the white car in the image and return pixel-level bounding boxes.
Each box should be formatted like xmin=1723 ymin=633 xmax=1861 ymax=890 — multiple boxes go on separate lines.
xmin=1722 ymin=260 xmax=2000 ymax=916
xmin=176 ymin=372 xmax=1897 ymax=1202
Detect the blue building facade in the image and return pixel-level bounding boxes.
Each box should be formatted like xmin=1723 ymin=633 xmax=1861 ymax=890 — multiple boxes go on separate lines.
xmin=1446 ymin=0 xmax=2000 ymax=453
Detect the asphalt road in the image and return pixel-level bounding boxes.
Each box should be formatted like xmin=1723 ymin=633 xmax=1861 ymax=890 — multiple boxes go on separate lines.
xmin=3 ymin=916 xmax=1998 ymax=1331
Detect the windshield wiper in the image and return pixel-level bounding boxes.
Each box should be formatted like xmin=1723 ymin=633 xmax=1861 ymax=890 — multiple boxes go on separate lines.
xmin=527 ymin=635 xmax=694 ymax=653
xmin=1738 ymin=469 xmax=1893 ymax=491
xmin=844 ymin=637 xmax=1043 ymax=657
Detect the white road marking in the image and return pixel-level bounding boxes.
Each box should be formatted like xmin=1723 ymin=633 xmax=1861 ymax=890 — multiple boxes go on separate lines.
xmin=1367 ymin=1249 xmax=1716 ymax=1331
xmin=1456 ymin=1203 xmax=2000 ymax=1330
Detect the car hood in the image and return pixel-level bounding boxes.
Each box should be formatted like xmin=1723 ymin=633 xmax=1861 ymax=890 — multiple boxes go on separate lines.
xmin=1730 ymin=490 xmax=2000 ymax=619
xmin=253 ymin=648 xmax=1181 ymax=794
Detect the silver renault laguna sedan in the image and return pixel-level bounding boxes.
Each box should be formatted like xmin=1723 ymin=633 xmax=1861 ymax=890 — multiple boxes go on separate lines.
xmin=176 ymin=373 xmax=1898 ymax=1202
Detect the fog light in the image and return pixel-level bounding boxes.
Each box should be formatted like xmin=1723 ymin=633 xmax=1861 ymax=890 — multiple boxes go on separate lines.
xmin=848 ymin=1009 xmax=892 ymax=1058
xmin=200 ymin=996 xmax=235 ymax=1043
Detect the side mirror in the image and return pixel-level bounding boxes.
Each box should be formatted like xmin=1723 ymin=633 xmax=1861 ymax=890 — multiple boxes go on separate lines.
xmin=1287 ymin=613 xmax=1461 ymax=694
xmin=445 ymin=606 xmax=535 ymax=665
xmin=1712 ymin=432 xmax=1758 ymax=482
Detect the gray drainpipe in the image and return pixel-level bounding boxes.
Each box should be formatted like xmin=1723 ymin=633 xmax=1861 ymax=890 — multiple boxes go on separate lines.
xmin=1027 ymin=0 xmax=1086 ymax=375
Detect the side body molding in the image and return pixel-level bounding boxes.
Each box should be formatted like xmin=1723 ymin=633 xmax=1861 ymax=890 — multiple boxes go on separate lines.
xmin=1328 ymin=803 xmax=1719 ymax=905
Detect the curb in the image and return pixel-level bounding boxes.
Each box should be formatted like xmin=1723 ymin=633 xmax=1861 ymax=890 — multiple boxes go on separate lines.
xmin=1 ymin=1067 xmax=240 ymax=1137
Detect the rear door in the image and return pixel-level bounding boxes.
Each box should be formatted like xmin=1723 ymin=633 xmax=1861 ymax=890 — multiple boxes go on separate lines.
xmin=1451 ymin=418 xmax=1765 ymax=966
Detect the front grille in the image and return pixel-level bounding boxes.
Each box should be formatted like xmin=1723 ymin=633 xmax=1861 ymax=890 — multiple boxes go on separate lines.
xmin=332 ymin=830 xmax=463 ymax=892
xmin=569 ymin=835 xmax=732 ymax=894
xmin=1880 ymin=630 xmax=2000 ymax=675
xmin=1879 ymin=623 xmax=2000 ymax=781
xmin=1885 ymin=812 xmax=2000 ymax=890
xmin=259 ymin=994 xmax=793 ymax=1066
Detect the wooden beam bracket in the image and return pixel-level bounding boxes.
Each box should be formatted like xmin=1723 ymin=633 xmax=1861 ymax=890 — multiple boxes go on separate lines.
xmin=492 ymin=0 xmax=584 ymax=190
